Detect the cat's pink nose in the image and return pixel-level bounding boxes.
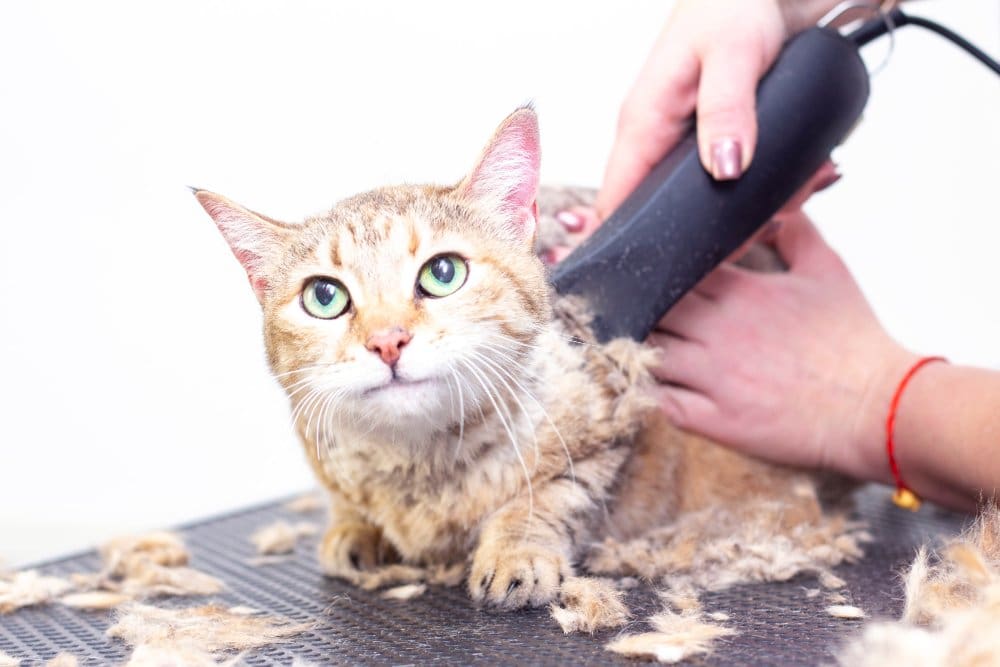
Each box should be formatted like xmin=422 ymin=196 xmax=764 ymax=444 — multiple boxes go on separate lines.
xmin=366 ymin=327 xmax=412 ymax=367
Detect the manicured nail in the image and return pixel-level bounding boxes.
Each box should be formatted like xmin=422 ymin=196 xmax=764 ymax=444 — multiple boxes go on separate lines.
xmin=555 ymin=210 xmax=584 ymax=233
xmin=710 ymin=138 xmax=743 ymax=180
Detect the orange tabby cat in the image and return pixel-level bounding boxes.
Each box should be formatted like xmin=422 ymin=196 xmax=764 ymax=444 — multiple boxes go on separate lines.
xmin=195 ymin=107 xmax=859 ymax=610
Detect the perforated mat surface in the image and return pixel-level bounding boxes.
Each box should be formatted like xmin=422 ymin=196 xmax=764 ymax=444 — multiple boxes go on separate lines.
xmin=1 ymin=485 xmax=967 ymax=666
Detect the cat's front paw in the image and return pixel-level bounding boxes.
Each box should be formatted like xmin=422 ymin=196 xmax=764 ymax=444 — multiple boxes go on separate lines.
xmin=318 ymin=521 xmax=396 ymax=580
xmin=469 ymin=543 xmax=570 ymax=610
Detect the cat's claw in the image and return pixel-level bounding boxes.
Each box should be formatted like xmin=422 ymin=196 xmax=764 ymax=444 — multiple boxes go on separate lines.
xmin=318 ymin=521 xmax=395 ymax=579
xmin=469 ymin=544 xmax=569 ymax=610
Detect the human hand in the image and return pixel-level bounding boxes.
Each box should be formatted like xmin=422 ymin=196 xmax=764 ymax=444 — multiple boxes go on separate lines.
xmin=595 ymin=0 xmax=842 ymax=219
xmin=649 ymin=206 xmax=917 ymax=482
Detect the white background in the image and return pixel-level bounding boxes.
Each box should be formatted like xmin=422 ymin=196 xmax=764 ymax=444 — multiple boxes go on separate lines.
xmin=1 ymin=1 xmax=997 ymax=566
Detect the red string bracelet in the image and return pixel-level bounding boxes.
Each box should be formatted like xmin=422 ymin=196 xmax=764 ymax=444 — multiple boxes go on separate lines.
xmin=886 ymin=355 xmax=947 ymax=511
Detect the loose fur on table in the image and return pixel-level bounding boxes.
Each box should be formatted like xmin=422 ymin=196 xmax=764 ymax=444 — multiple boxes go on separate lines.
xmin=1 ymin=531 xmax=222 ymax=616
xmin=549 ymin=576 xmax=630 ymax=634
xmin=250 ymin=520 xmax=318 ymax=555
xmin=0 ymin=570 xmax=72 ymax=614
xmin=605 ymin=608 xmax=737 ymax=664
xmin=107 ymin=603 xmax=311 ymax=666
xmin=837 ymin=505 xmax=1000 ymax=666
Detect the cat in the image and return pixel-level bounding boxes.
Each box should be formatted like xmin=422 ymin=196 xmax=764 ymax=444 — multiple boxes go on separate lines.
xmin=194 ymin=107 xmax=860 ymax=611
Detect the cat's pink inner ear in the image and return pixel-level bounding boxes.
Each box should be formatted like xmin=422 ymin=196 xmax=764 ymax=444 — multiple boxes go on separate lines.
xmin=459 ymin=108 xmax=541 ymax=240
xmin=194 ymin=190 xmax=285 ymax=301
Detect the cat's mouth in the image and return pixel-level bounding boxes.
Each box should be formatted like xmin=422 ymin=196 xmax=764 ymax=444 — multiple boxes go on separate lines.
xmin=363 ymin=377 xmax=432 ymax=396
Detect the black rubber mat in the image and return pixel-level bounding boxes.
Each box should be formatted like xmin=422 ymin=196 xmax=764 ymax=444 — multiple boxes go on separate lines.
xmin=1 ymin=485 xmax=968 ymax=666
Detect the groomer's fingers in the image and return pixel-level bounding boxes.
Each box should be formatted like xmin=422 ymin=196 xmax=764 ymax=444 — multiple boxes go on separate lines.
xmin=648 ymin=332 xmax=714 ymax=391
xmin=650 ymin=383 xmax=718 ymax=433
xmin=771 ymin=215 xmax=840 ymax=273
xmin=691 ymin=262 xmax=756 ymax=300
xmin=596 ymin=45 xmax=700 ymax=219
xmin=548 ymin=206 xmax=601 ymax=264
xmin=695 ymin=39 xmax=770 ymax=180
xmin=776 ymin=160 xmax=840 ymax=216
xmin=655 ymin=291 xmax=717 ymax=342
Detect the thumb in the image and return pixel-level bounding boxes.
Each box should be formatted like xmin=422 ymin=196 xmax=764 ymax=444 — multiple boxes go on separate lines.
xmin=695 ymin=39 xmax=772 ymax=180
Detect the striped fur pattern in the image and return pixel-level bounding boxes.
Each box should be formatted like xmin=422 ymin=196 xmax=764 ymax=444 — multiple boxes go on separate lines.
xmin=195 ymin=108 xmax=857 ymax=611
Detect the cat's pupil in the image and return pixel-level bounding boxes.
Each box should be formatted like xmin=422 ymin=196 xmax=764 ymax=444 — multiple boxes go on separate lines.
xmin=315 ymin=281 xmax=336 ymax=306
xmin=431 ymin=258 xmax=454 ymax=283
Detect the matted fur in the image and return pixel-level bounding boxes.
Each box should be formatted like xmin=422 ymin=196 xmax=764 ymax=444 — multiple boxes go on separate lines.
xmin=195 ymin=107 xmax=862 ymax=621
xmin=837 ymin=505 xmax=1000 ymax=666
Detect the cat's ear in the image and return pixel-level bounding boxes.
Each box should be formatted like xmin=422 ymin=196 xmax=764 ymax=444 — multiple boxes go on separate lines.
xmin=193 ymin=189 xmax=291 ymax=302
xmin=456 ymin=106 xmax=541 ymax=243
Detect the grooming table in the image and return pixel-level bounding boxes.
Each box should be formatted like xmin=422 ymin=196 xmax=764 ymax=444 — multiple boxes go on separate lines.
xmin=1 ymin=485 xmax=966 ymax=666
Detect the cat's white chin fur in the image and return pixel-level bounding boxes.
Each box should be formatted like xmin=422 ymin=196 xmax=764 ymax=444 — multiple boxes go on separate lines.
xmin=348 ymin=375 xmax=460 ymax=433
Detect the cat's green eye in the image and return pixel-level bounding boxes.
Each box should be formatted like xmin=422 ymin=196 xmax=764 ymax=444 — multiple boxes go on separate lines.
xmin=301 ymin=277 xmax=350 ymax=319
xmin=417 ymin=254 xmax=468 ymax=298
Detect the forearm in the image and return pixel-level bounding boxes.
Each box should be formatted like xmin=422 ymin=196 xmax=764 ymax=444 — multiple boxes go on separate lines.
xmin=848 ymin=355 xmax=1000 ymax=511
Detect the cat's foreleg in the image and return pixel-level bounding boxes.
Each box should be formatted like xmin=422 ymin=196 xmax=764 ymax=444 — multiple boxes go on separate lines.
xmin=468 ymin=454 xmax=619 ymax=610
xmin=318 ymin=494 xmax=398 ymax=581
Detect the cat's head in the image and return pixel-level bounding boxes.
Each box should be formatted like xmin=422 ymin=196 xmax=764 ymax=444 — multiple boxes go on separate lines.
xmin=195 ymin=107 xmax=549 ymax=441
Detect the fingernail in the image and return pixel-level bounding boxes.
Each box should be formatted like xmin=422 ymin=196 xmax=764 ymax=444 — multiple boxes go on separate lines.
xmin=710 ymin=138 xmax=743 ymax=180
xmin=814 ymin=169 xmax=843 ymax=193
xmin=555 ymin=210 xmax=584 ymax=233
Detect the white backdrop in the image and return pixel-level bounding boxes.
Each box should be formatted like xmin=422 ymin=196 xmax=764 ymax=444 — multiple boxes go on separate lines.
xmin=1 ymin=1 xmax=997 ymax=565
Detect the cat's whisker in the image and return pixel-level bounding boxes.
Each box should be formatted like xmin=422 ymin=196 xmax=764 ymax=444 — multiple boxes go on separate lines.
xmin=526 ymin=321 xmax=601 ymax=350
xmin=321 ymin=395 xmax=349 ymax=453
xmin=473 ymin=350 xmax=576 ymax=486
xmin=457 ymin=356 xmax=535 ymax=535
xmin=271 ymin=362 xmax=343 ymax=380
xmin=442 ymin=371 xmax=468 ymax=464
xmin=469 ymin=351 xmax=541 ymax=472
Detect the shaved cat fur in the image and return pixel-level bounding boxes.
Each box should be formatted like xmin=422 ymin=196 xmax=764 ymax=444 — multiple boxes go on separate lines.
xmin=194 ymin=107 xmax=859 ymax=611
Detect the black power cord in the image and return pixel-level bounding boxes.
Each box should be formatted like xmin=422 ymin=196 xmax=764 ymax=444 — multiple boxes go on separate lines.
xmin=849 ymin=6 xmax=1000 ymax=77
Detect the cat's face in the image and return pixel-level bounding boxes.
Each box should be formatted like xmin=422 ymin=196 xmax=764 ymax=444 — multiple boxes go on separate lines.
xmin=196 ymin=108 xmax=549 ymax=440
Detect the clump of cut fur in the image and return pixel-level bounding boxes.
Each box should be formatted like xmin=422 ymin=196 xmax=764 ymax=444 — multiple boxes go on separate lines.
xmin=250 ymin=521 xmax=318 ymax=555
xmin=837 ymin=505 xmax=1000 ymax=667
xmin=605 ymin=608 xmax=737 ymax=664
xmin=60 ymin=591 xmax=131 ymax=610
xmin=42 ymin=654 xmax=78 ymax=667
xmin=0 ymin=651 xmax=21 ymax=667
xmin=827 ymin=604 xmax=866 ymax=619
xmin=107 ymin=603 xmax=311 ymax=666
xmin=549 ymin=576 xmax=630 ymax=634
xmin=3 ymin=531 xmax=222 ymax=616
xmin=94 ymin=531 xmax=223 ymax=599
xmin=0 ymin=570 xmax=72 ymax=613
xmin=284 ymin=493 xmax=323 ymax=514
xmin=381 ymin=583 xmax=427 ymax=600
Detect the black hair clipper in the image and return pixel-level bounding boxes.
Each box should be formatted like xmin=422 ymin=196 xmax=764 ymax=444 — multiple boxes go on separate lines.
xmin=551 ymin=26 xmax=870 ymax=342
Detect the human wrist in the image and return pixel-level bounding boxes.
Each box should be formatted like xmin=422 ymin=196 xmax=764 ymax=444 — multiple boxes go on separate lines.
xmin=830 ymin=341 xmax=919 ymax=484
